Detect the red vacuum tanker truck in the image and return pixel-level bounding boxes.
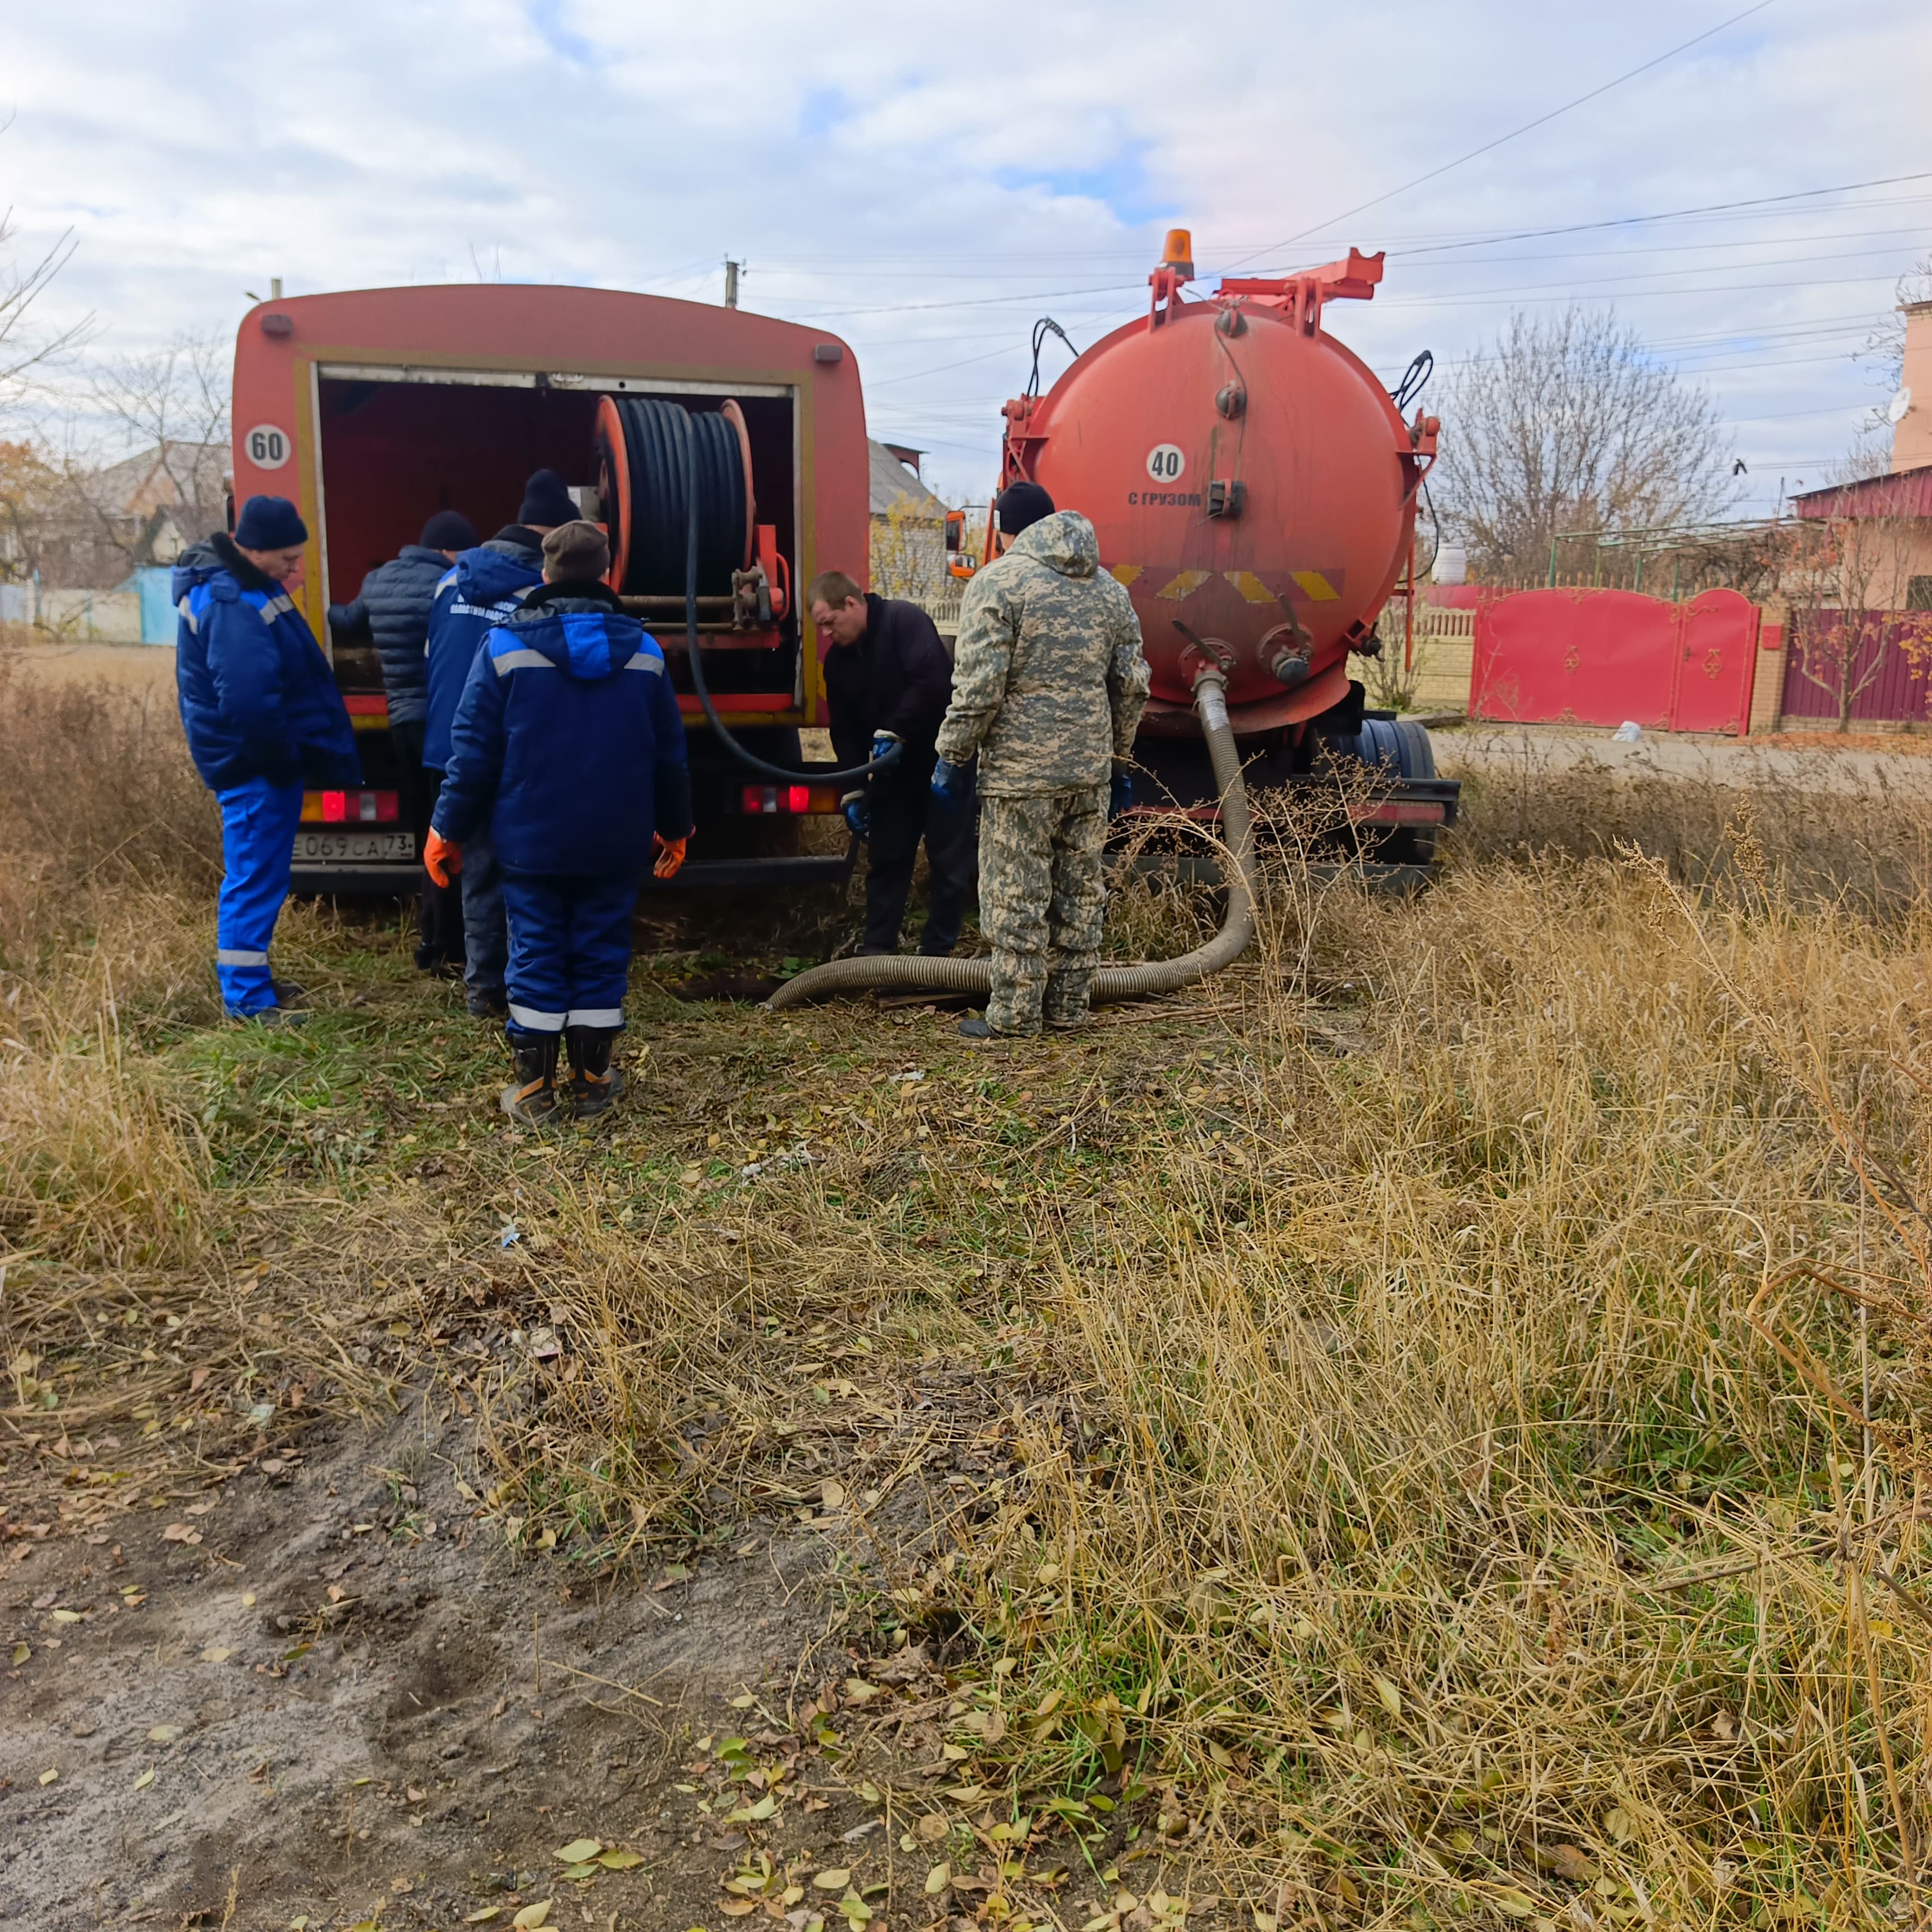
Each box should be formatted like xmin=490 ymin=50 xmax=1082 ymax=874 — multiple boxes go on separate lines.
xmin=227 ymin=233 xmax=1452 ymax=899
xmin=983 ymin=228 xmax=1458 ymax=863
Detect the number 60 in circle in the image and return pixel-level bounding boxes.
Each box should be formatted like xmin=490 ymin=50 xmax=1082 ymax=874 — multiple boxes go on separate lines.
xmin=244 ymin=424 xmax=290 ymax=469
xmin=1145 ymin=443 xmax=1184 ymax=481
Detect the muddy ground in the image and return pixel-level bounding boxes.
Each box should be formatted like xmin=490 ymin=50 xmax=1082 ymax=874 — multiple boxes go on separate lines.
xmin=3 ymin=1333 xmax=1210 ymax=1932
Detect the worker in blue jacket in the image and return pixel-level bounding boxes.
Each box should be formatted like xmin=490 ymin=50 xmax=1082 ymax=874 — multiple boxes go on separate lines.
xmin=425 ymin=520 xmax=692 ymax=1123
xmin=173 ymin=496 xmax=359 ymax=1024
xmin=423 ymin=469 xmax=576 ymax=1019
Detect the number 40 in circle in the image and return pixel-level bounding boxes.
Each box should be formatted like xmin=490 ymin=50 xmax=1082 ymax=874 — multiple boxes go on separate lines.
xmin=245 ymin=424 xmax=290 ymax=469
xmin=1145 ymin=443 xmax=1184 ymax=481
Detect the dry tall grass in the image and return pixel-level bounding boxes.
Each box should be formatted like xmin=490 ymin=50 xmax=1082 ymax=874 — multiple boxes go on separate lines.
xmin=5 ymin=656 xmax=1931 ymax=1924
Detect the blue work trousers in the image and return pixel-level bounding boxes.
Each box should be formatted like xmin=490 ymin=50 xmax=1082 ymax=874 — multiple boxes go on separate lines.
xmin=215 ymin=777 xmax=304 ymax=1015
xmin=460 ymin=826 xmax=508 ymax=1002
xmin=501 ymin=874 xmax=637 ymax=1041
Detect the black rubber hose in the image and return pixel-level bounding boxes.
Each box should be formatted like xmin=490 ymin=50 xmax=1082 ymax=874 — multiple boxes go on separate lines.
xmin=613 ymin=399 xmax=746 ymax=596
xmin=677 ymin=402 xmax=902 ymax=786
xmin=763 ymin=669 xmax=1256 ymax=1012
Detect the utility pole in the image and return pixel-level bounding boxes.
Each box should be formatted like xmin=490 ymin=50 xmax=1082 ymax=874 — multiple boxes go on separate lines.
xmin=723 ymin=259 xmax=742 ymax=310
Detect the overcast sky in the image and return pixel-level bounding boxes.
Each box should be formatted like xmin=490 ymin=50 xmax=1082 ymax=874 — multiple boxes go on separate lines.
xmin=4 ymin=0 xmax=1928 ymax=516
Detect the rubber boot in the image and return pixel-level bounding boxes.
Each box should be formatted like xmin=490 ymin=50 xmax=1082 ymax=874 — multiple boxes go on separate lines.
xmin=565 ymin=1026 xmax=624 ymax=1121
xmin=500 ymin=1036 xmax=560 ymax=1123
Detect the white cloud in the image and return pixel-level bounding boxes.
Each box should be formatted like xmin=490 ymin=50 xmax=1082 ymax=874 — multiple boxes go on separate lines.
xmin=3 ymin=0 xmax=1927 ymax=508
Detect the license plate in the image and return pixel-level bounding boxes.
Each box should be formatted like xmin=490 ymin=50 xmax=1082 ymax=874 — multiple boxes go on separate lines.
xmin=292 ymin=832 xmax=416 ymax=863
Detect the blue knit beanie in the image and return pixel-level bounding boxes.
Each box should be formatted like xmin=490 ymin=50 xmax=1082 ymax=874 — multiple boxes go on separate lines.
xmin=234 ymin=495 xmax=308 ymax=550
xmin=517 ymin=469 xmax=578 ymax=529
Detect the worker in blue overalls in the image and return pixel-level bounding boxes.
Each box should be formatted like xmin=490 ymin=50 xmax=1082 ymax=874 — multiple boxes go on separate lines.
xmin=423 ymin=470 xmax=576 ymax=1020
xmin=425 ymin=520 xmax=692 ymax=1122
xmin=174 ymin=495 xmax=360 ymax=1025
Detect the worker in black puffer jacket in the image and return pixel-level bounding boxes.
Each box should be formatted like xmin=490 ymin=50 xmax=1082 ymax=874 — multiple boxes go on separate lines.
xmin=329 ymin=510 xmax=478 ymax=973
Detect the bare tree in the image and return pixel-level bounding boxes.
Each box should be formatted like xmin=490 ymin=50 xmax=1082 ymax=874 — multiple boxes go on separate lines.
xmin=83 ymin=330 xmax=230 ymax=515
xmin=1434 ymin=306 xmax=1740 ymax=581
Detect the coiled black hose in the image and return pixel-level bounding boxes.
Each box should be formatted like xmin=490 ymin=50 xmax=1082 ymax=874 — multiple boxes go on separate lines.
xmin=673 ymin=402 xmax=902 ymax=787
xmin=604 ymin=399 xmax=746 ymax=596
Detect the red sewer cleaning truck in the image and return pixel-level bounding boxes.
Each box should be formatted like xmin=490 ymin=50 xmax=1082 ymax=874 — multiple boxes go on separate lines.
xmin=228 ymin=233 xmax=1453 ymax=898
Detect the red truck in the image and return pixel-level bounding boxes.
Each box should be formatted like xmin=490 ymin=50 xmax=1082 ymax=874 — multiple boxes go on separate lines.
xmin=229 ymin=285 xmax=870 ymax=894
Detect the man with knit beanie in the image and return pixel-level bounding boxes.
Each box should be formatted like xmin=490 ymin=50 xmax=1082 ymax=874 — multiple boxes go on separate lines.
xmin=329 ymin=508 xmax=479 ymax=974
xmin=425 ymin=520 xmax=692 ymax=1123
xmin=423 ymin=470 xmax=578 ymax=1017
xmin=174 ymin=495 xmax=360 ymax=1025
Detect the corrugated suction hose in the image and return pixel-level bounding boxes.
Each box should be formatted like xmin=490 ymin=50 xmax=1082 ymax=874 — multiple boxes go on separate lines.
xmin=763 ymin=671 xmax=1255 ymax=1012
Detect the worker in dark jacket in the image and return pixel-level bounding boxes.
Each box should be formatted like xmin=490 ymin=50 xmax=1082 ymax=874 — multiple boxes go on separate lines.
xmin=329 ymin=509 xmax=477 ymax=975
xmin=425 ymin=521 xmax=692 ymax=1124
xmin=808 ymin=570 xmax=976 ymax=958
xmin=423 ymin=470 xmax=576 ymax=1017
xmin=174 ymin=496 xmax=359 ymax=1024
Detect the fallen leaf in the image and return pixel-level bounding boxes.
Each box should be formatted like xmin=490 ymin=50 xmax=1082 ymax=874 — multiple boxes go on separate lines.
xmin=39 ymin=1768 xmax=58 ymax=1785
xmin=51 ymin=1608 xmax=81 ymax=1625
xmin=1543 ymin=1846 xmax=1596 ymax=1884
xmin=1375 ymin=1676 xmax=1403 ymax=1718
xmin=160 ymin=1524 xmax=202 ymax=1545
xmin=814 ymin=1869 xmax=852 ymax=1890
xmin=926 ymin=1863 xmax=952 ymax=1895
xmin=562 ymin=1862 xmax=601 ymax=1881
xmin=463 ymin=1912 xmax=502 ymax=1925
xmin=200 ymin=1645 xmax=234 ymax=1664
xmin=1495 ymin=1892 xmax=1537 ymax=1919
xmin=598 ymin=1850 xmax=645 ymax=1870
xmin=555 ymin=1839 xmax=603 ymax=1864
xmin=11 ymin=1644 xmax=29 ymax=1665
xmin=821 ymin=1479 xmax=846 ymax=1508
xmin=842 ymin=1677 xmax=879 ymax=1702
xmin=134 ymin=1767 xmax=155 ymax=1790
xmin=148 ymin=1725 xmax=181 ymax=1742
xmin=720 ymin=1902 xmax=759 ymax=1919
xmin=512 ymin=1904 xmax=553 ymax=1929
xmin=730 ymin=1693 xmax=756 ymax=1710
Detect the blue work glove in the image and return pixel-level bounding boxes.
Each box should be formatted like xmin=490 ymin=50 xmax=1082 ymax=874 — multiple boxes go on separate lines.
xmin=930 ymin=757 xmax=971 ymax=811
xmin=1110 ymin=765 xmax=1133 ymax=820
xmin=842 ymin=791 xmax=870 ymax=837
xmin=870 ymin=730 xmax=903 ymax=772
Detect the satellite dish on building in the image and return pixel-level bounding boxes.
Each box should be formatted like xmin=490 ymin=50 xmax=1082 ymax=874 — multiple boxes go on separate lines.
xmin=1887 ymin=386 xmax=1912 ymax=425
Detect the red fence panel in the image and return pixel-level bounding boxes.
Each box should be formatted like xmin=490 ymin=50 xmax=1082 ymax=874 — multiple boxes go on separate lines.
xmin=1471 ymin=586 xmax=1757 ymax=733
xmin=1671 ymin=590 xmax=1761 ymax=734
xmin=1779 ymin=612 xmax=1932 ymax=726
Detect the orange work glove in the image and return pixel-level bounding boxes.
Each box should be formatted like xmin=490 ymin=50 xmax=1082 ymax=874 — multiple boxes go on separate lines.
xmin=652 ymin=832 xmax=688 ymax=880
xmin=423 ymin=828 xmax=461 ymax=888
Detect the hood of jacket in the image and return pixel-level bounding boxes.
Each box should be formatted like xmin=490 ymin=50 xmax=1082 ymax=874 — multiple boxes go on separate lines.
xmin=505 ymin=595 xmax=647 ymax=682
xmin=1005 ymin=509 xmax=1098 ymax=580
xmin=395 ymin=543 xmax=453 ymax=572
xmin=172 ymin=532 xmax=280 ymax=600
xmin=454 ymin=542 xmax=544 ymax=603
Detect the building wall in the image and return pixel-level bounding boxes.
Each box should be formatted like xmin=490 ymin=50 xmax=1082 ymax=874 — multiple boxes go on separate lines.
xmin=1895 ymin=303 xmax=1932 ymax=475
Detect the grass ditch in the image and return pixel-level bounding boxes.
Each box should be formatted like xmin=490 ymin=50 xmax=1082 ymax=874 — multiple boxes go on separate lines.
xmin=2 ymin=650 xmax=1931 ymax=1929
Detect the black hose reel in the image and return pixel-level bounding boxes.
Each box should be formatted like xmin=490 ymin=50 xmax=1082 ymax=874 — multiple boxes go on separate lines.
xmin=594 ymin=394 xmax=900 ymax=788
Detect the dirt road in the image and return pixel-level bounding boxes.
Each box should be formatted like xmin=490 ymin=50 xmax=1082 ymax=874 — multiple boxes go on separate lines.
xmin=1436 ymin=720 xmax=1932 ymax=793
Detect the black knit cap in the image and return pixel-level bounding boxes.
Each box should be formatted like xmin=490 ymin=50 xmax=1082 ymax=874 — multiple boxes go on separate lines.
xmin=234 ymin=495 xmax=307 ymax=550
xmin=996 ymin=480 xmax=1055 ymax=537
xmin=517 ymin=469 xmax=578 ymax=529
xmin=420 ymin=510 xmax=478 ymax=551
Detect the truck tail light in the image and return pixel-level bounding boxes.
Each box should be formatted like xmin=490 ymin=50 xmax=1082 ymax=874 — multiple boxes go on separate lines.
xmin=740 ymin=783 xmax=836 ymax=815
xmin=303 ymin=790 xmax=400 ymax=824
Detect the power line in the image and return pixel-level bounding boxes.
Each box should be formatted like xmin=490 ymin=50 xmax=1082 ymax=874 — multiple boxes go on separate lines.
xmin=1218 ymin=0 xmax=1781 ymax=273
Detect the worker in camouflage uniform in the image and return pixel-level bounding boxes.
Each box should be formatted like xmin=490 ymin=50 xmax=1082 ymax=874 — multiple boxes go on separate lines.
xmin=931 ymin=481 xmax=1149 ymax=1038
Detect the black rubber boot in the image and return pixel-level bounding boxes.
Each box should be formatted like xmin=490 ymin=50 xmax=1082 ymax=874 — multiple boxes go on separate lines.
xmin=500 ymin=1036 xmax=560 ymax=1123
xmin=565 ymin=1027 xmax=624 ymax=1121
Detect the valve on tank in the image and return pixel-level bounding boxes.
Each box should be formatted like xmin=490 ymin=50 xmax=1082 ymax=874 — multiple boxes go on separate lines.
xmin=1262 ymin=620 xmax=1313 ymax=690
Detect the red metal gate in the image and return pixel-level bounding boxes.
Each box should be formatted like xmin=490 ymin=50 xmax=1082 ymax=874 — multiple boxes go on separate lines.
xmin=1471 ymin=586 xmax=1759 ymax=733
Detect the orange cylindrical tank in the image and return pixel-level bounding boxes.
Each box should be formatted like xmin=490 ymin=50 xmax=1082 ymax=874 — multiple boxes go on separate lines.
xmin=1010 ymin=251 xmax=1430 ymax=736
